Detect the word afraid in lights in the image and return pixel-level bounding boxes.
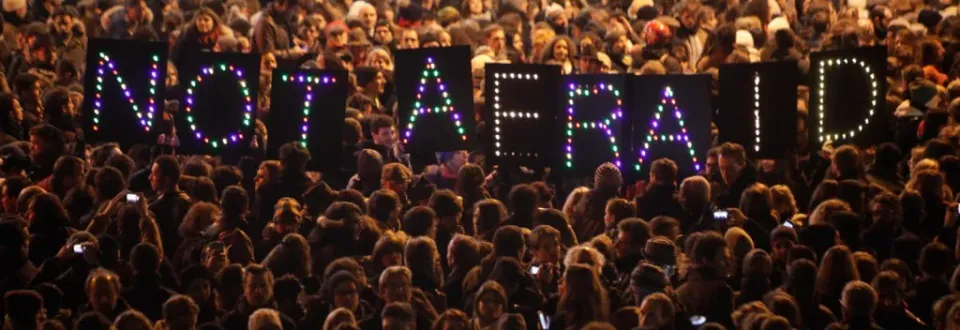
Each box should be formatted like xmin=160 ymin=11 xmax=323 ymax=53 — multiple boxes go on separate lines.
xmin=636 ymin=86 xmax=700 ymax=173
xmin=91 ymin=52 xmax=161 ymax=133
xmin=184 ymin=64 xmax=254 ymax=148
xmin=403 ymin=57 xmax=467 ymax=144
xmin=491 ymin=71 xmax=540 ymax=157
xmin=565 ymin=82 xmax=623 ymax=169
xmin=279 ymin=74 xmax=339 ymax=148
xmin=816 ymin=57 xmax=880 ymax=143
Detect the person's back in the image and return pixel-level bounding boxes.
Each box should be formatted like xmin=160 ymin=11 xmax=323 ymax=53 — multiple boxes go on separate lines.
xmin=675 ymin=232 xmax=735 ymax=329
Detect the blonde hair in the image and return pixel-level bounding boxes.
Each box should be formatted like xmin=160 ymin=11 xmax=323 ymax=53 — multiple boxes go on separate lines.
xmin=809 ymin=199 xmax=851 ymax=225
xmin=563 ymin=245 xmax=606 ymax=273
xmin=562 ymin=186 xmax=591 ymax=226
xmin=249 ymin=308 xmax=282 ymax=330
xmin=770 ymin=185 xmax=798 ymax=217
xmin=323 ymin=308 xmax=357 ymax=330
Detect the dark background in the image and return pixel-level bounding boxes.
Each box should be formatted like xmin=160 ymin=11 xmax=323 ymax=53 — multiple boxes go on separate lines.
xmin=394 ymin=46 xmax=475 ymax=154
xmin=483 ymin=64 xmax=561 ymax=168
xmin=808 ymin=46 xmax=889 ymax=148
xmin=267 ymin=69 xmax=348 ymax=172
xmin=82 ymin=39 xmax=168 ymax=148
xmin=629 ymin=74 xmax=713 ymax=180
xmin=718 ymin=61 xmax=799 ymax=159
xmin=175 ymin=52 xmax=261 ymax=155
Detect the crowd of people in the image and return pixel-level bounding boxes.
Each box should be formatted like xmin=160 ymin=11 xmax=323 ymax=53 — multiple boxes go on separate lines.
xmin=0 ymin=0 xmax=957 ymax=327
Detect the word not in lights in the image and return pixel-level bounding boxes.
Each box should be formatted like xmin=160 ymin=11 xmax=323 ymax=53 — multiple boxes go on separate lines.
xmin=565 ymin=82 xmax=623 ymax=169
xmin=279 ymin=73 xmax=338 ymax=148
xmin=636 ymin=86 xmax=700 ymax=172
xmin=403 ymin=57 xmax=467 ymax=144
xmin=492 ymin=71 xmax=540 ymax=158
xmin=184 ymin=64 xmax=254 ymax=149
xmin=92 ymin=52 xmax=161 ymax=133
xmin=816 ymin=57 xmax=880 ymax=143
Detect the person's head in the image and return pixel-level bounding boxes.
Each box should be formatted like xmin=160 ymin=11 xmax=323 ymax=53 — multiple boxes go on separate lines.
xmin=3 ymin=289 xmax=44 ymax=330
xmin=162 ymin=295 xmax=199 ymax=330
xmin=563 ymin=245 xmax=606 ymax=275
xmin=649 ymin=158 xmax=678 ymax=185
xmin=483 ymin=24 xmax=506 ymax=54
xmin=402 ymin=206 xmax=436 ymax=238
xmin=279 ymin=142 xmax=311 ymax=173
xmin=809 ymin=198 xmax=851 ymax=226
xmin=638 ymin=292 xmax=674 ymax=329
xmin=368 ymin=189 xmax=402 ymax=228
xmin=817 ymin=245 xmax=861 ymax=298
xmin=842 ymin=281 xmax=878 ymax=320
xmin=13 ymin=74 xmax=40 ymax=103
xmin=381 ymin=302 xmax=416 ymax=330
xmin=718 ymin=142 xmax=747 ymax=185
xmin=404 ymin=237 xmax=440 ymax=287
xmin=832 ymin=145 xmax=862 ymax=179
xmin=42 ymin=88 xmax=75 ymax=119
xmin=604 ymin=198 xmax=636 ymax=228
xmin=429 ymin=189 xmax=463 ymax=229
xmin=679 ymin=175 xmax=711 ymax=209
xmin=398 ymin=29 xmax=419 ymax=49
xmin=474 ymin=199 xmax=507 ymax=239
xmin=243 ymin=264 xmax=275 ymax=307
xmin=934 ymin=293 xmax=960 ymax=329
xmin=530 ymin=225 xmax=561 ymax=264
xmin=381 ymin=163 xmax=412 ymax=194
xmin=378 ymin=266 xmax=412 ymax=303
xmin=1 ymin=176 xmax=29 ymax=214
xmin=740 ymin=183 xmax=774 ymax=221
xmin=474 ymin=281 xmax=507 ymax=321
xmin=872 ymin=270 xmax=905 ymax=309
xmin=179 ymin=265 xmax=213 ymax=307
xmin=493 ymin=225 xmax=526 ymax=259
xmin=26 ymin=192 xmax=68 ymax=228
xmin=149 ymin=155 xmax=180 ymax=193
xmin=920 ymin=242 xmax=953 ymax=277
xmin=323 ymin=271 xmax=361 ymax=312
xmin=129 ymin=242 xmax=161 ymax=275
xmin=220 ymin=185 xmax=249 ymax=219
xmin=85 ymin=268 xmax=122 ymax=314
xmin=28 ymin=125 xmax=65 ymax=166
xmin=249 ymin=308 xmax=282 ymax=330
xmin=559 ymin=263 xmax=609 ymax=327
xmin=447 ymin=234 xmax=479 ymax=270
xmin=433 ymin=309 xmax=469 ymax=330
xmin=691 ymin=231 xmax=731 ymax=273
xmin=179 ymin=201 xmax=220 ymax=239
xmin=616 ymin=218 xmax=651 ymax=258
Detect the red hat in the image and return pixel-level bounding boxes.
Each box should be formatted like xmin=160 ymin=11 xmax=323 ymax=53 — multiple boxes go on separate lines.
xmin=643 ymin=20 xmax=673 ymax=46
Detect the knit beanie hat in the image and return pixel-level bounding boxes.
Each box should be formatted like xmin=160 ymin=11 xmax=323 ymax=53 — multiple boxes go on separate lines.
xmin=594 ymin=162 xmax=623 ymax=190
xmin=644 ymin=236 xmax=678 ymax=265
xmin=770 ymin=226 xmax=799 ymax=244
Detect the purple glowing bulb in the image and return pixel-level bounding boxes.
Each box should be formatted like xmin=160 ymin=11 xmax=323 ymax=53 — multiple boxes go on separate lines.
xmin=323 ymin=77 xmax=330 ymax=83
xmin=298 ymin=75 xmax=304 ymax=82
xmin=419 ymin=86 xmax=425 ymax=92
xmin=95 ymin=101 xmax=101 ymax=107
xmin=439 ymin=84 xmax=446 ymax=91
xmin=236 ymin=69 xmax=243 ymax=76
xmin=231 ymin=135 xmax=237 ymax=142
xmin=306 ymin=94 xmax=312 ymax=101
xmin=186 ymin=98 xmax=193 ymax=105
xmin=302 ymin=125 xmax=308 ymax=132
xmin=427 ymin=57 xmax=434 ymax=63
xmin=405 ymin=131 xmax=411 ymax=137
xmin=196 ymin=132 xmax=201 ymax=139
xmin=695 ymin=164 xmax=701 ymax=171
xmin=568 ymin=83 xmax=575 ymax=90
xmin=652 ymin=121 xmax=658 ymax=128
xmin=567 ymin=108 xmax=573 ymax=114
xmin=98 ymin=69 xmax=104 ymax=75
xmin=566 ymin=145 xmax=572 ymax=152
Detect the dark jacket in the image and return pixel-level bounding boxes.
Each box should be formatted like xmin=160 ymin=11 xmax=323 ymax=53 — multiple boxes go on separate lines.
xmin=635 ymin=182 xmax=686 ymax=222
xmin=149 ymin=191 xmax=193 ymax=257
xmin=676 ymin=266 xmax=735 ymax=329
xmin=122 ymin=272 xmax=176 ymax=321
xmin=874 ymin=306 xmax=927 ymax=330
xmin=27 ymin=223 xmax=75 ymax=266
xmin=254 ymin=169 xmax=314 ymax=237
